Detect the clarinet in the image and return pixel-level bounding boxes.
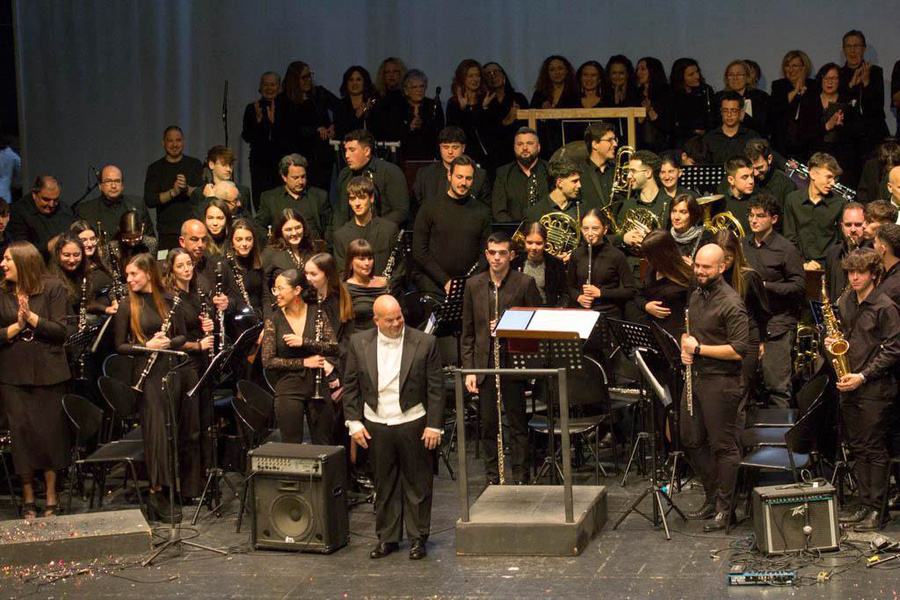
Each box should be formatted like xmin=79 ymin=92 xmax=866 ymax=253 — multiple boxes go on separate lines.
xmin=227 ymin=252 xmax=254 ymax=310
xmin=492 ymin=284 xmax=506 ymax=485
xmin=199 ymin=294 xmax=215 ymax=361
xmin=684 ymin=307 xmax=693 ymax=417
xmin=76 ymin=276 xmax=89 ymax=378
xmin=215 ymin=261 xmax=226 ymax=354
xmin=381 ymin=229 xmax=405 ymax=283
xmin=133 ymin=296 xmax=182 ymax=393
xmin=311 ymin=295 xmax=326 ymax=401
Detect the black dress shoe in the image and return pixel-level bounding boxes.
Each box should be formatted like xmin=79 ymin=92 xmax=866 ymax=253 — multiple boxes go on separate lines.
xmin=839 ymin=506 xmax=869 ymax=523
xmin=686 ymin=503 xmax=716 ymax=520
xmin=853 ymin=510 xmax=889 ymax=532
xmin=703 ymin=511 xmax=732 ymax=532
xmin=409 ymin=538 xmax=427 ymax=560
xmin=599 ymin=432 xmax=614 ymax=449
xmin=369 ymin=542 xmax=399 ymax=559
xmin=486 ymin=474 xmax=500 ymax=485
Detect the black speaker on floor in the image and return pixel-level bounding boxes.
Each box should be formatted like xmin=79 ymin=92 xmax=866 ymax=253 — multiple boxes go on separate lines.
xmin=250 ymin=443 xmax=348 ymax=554
xmin=752 ymin=483 xmax=839 ymax=555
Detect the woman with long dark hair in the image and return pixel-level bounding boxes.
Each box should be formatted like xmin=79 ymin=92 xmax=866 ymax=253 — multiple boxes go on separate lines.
xmin=638 ymin=229 xmax=693 ymax=339
xmin=306 ymin=252 xmax=355 ymax=345
xmin=225 ymin=218 xmax=266 ymax=315
xmin=669 ymin=193 xmax=713 ymax=258
xmin=635 ymin=57 xmax=675 ymax=152
xmin=447 ymin=59 xmax=489 ymax=164
xmin=510 ymin=221 xmax=567 ymax=307
xmin=261 ymin=208 xmax=315 ymax=295
xmin=0 ymin=241 xmax=71 ymax=518
xmin=343 ymin=239 xmax=388 ymax=331
xmin=333 ymin=66 xmax=383 ymax=140
xmin=113 ymin=253 xmax=201 ymax=521
xmin=202 ymin=198 xmax=232 ymax=258
xmin=531 ymin=55 xmax=579 ymax=158
xmin=481 ymin=61 xmax=530 ymax=171
xmin=670 ymin=58 xmax=716 ymax=146
xmin=280 ymin=61 xmax=337 ymax=190
xmin=51 ymin=233 xmax=114 ymax=319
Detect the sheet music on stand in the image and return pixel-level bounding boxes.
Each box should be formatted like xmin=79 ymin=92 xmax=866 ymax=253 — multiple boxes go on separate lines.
xmin=495 ymin=308 xmax=600 ymax=371
xmin=424 ymin=276 xmax=467 ymax=336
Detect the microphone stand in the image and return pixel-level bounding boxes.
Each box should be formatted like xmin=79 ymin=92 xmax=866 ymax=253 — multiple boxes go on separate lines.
xmin=137 ymin=348 xmax=227 ymax=565
xmin=71 ymin=165 xmax=102 ymax=210
xmin=222 ymin=80 xmax=229 ymax=147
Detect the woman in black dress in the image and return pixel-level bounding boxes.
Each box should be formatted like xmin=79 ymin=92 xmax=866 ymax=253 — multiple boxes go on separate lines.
xmin=670 ymin=58 xmax=716 ymax=147
xmin=0 ymin=242 xmax=70 ymax=518
xmin=638 ymin=230 xmax=693 ymax=340
xmin=261 ymin=208 xmax=315 ymax=297
xmin=262 ymin=268 xmax=341 ymax=444
xmin=635 ymin=57 xmax=675 ymax=152
xmin=202 ymin=198 xmax=232 ymax=258
xmin=333 ymin=66 xmax=383 ymax=141
xmin=770 ymin=50 xmax=815 ymax=159
xmin=343 ymin=239 xmax=388 ymax=331
xmin=510 ymin=221 xmax=567 ymax=307
xmin=114 ymin=253 xmax=202 ymax=521
xmin=281 ymin=61 xmax=337 ymax=191
xmin=530 ymin=55 xmax=579 ymax=158
xmin=669 ymin=193 xmax=713 ymax=259
xmin=481 ymin=61 xmax=530 ymax=172
xmin=714 ymin=60 xmax=771 ymax=138
xmin=225 ymin=217 xmax=266 ymax=316
xmin=447 ymin=59 xmax=489 ymax=165
xmin=384 ymin=69 xmax=443 ymax=161
xmin=605 ymin=55 xmax=642 ymax=141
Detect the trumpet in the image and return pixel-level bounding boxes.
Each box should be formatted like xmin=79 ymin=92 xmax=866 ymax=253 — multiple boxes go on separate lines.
xmin=133 ymin=296 xmax=182 ymax=393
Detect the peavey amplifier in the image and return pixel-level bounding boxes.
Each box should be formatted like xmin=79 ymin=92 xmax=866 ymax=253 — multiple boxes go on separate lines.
xmin=249 ymin=443 xmax=348 ymax=554
xmin=752 ymin=483 xmax=839 ymax=555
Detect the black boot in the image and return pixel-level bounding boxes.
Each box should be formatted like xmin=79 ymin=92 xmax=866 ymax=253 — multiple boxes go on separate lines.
xmin=853 ymin=509 xmax=888 ymax=532
xmin=687 ymin=502 xmax=716 ymax=520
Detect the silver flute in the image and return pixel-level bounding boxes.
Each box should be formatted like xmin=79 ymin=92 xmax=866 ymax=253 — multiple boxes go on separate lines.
xmin=492 ymin=284 xmax=506 ymax=485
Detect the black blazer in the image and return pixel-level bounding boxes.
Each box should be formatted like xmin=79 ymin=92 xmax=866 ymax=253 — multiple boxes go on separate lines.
xmin=342 ymin=326 xmax=444 ymax=431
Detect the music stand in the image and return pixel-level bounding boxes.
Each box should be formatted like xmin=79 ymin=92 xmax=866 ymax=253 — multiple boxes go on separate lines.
xmin=606 ymin=318 xmax=686 ymax=540
xmin=649 ymin=322 xmax=688 ymax=494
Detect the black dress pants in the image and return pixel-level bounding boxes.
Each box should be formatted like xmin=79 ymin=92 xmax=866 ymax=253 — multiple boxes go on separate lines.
xmin=479 ymin=373 xmax=528 ymax=481
xmin=842 ymin=394 xmax=892 ymax=510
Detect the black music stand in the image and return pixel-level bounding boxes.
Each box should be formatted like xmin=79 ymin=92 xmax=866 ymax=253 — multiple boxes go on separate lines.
xmin=679 ymin=165 xmax=726 ymax=195
xmin=649 ymin=322 xmax=688 ymax=494
xmin=606 ymin=318 xmax=687 ymax=540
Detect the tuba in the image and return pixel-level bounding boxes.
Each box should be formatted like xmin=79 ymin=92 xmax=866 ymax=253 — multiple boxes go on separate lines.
xmin=538 ymin=212 xmax=580 ymax=257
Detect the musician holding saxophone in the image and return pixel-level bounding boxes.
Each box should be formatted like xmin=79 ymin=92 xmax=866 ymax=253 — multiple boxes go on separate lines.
xmin=830 ymin=248 xmax=900 ymax=531
xmin=462 ymin=232 xmax=541 ymax=485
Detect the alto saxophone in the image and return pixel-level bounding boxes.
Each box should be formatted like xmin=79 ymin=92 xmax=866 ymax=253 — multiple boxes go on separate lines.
xmin=820 ymin=279 xmax=850 ymax=378
xmin=133 ymin=295 xmax=182 ymax=392
xmin=684 ymin=308 xmax=693 ymax=417
xmin=492 ymin=284 xmax=506 ymax=485
xmin=311 ymin=294 xmax=326 ymax=401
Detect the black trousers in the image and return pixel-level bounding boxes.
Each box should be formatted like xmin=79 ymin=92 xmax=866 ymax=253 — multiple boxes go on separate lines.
xmin=479 ymin=373 xmax=528 ymax=481
xmin=842 ymin=394 xmax=892 ymax=510
xmin=368 ymin=417 xmax=434 ymax=543
xmin=680 ymin=373 xmax=742 ymax=513
xmin=273 ymin=372 xmax=334 ymax=445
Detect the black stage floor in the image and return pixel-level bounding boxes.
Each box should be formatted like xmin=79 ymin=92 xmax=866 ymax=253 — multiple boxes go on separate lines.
xmin=1 ymin=456 xmax=899 ymax=599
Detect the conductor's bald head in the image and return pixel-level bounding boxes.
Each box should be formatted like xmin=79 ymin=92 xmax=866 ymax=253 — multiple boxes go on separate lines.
xmin=373 ymin=294 xmax=404 ymax=338
xmin=693 ymin=243 xmax=727 ymax=287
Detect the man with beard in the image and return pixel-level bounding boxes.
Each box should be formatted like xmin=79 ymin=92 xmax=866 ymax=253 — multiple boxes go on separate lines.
xmin=783 ymin=152 xmax=846 ymax=270
xmin=614 ymin=150 xmax=668 ymax=272
xmin=492 ymin=127 xmax=550 ymax=222
xmin=578 ymin=122 xmax=619 ymax=209
xmin=9 ymin=175 xmax=74 ymax=260
xmin=413 ymin=156 xmax=491 ymax=295
xmin=413 ymin=126 xmax=491 ymax=215
xmin=78 ymin=165 xmax=156 ymax=247
xmin=824 ymin=202 xmax=867 ymax=302
xmin=744 ymin=139 xmax=796 ymax=208
xmin=334 ymin=129 xmax=409 ymax=227
xmin=256 ymin=154 xmax=331 ymax=245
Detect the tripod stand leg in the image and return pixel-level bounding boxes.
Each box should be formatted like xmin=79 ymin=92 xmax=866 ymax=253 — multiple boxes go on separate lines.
xmin=621 ymin=433 xmax=647 ymax=487
xmin=653 ymin=490 xmax=672 ymax=541
xmin=612 ymin=487 xmax=653 ymax=530
xmin=192 ymin=470 xmax=217 ymax=525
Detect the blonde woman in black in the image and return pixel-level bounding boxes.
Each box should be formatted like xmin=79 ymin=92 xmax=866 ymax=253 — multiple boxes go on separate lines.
xmin=0 ymin=241 xmax=71 ymax=518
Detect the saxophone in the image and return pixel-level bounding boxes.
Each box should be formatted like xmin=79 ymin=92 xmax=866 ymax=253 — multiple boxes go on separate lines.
xmin=311 ymin=295 xmax=326 ymax=400
xmin=492 ymin=284 xmax=506 ymax=485
xmin=133 ymin=295 xmax=183 ymax=392
xmin=820 ymin=278 xmax=850 ymax=378
xmin=381 ymin=229 xmax=405 ymax=283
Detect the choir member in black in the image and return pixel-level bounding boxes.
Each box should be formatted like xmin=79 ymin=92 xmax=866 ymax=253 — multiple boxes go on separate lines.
xmin=77 ymin=165 xmax=157 ymax=247
xmin=384 ymin=69 xmax=443 ymax=161
xmin=114 ymin=253 xmax=201 ymax=521
xmin=659 ymin=153 xmax=698 ymax=201
xmin=333 ymin=176 xmax=399 ymax=280
xmin=412 ymin=126 xmax=492 ymax=214
xmin=375 ymin=57 xmax=407 ymax=111
xmin=635 ymin=57 xmax=675 ymax=153
xmin=605 ymin=55 xmax=641 ymax=140
xmin=0 ymin=201 xmax=9 ymax=258
xmin=109 ymin=210 xmax=154 ymax=274
xmin=783 ymin=152 xmax=846 ymax=269
xmin=742 ymin=194 xmax=805 ymax=408
xmin=242 ymin=71 xmax=290 ymax=210
xmin=839 ymin=30 xmax=890 ymax=163
xmin=858 ymin=141 xmax=900 ymax=203
xmin=524 ymin=156 xmax=583 ymax=226
xmin=510 ymin=221 xmax=566 ymax=307
xmin=334 ymin=129 xmax=410 ymax=228
xmin=333 ymin=66 xmax=383 ymax=141
xmin=670 ymin=194 xmax=713 ymax=259
xmin=744 ymin=139 xmax=797 ymax=208
xmin=492 ymin=127 xmax=550 ymax=222
xmin=824 ymin=202 xmax=866 ymax=303
xmin=481 ymin=62 xmax=530 ymax=172
xmin=714 ymin=60 xmax=770 ymax=138
xmin=576 ymin=61 xmax=606 ymax=109
xmin=567 ymin=209 xmax=634 ymax=318
xmin=262 ymin=208 xmax=315 ymax=293
xmin=799 ymin=63 xmax=863 ymax=187
xmin=8 ymin=175 xmax=74 ymax=260
xmin=143 ymin=126 xmax=204 ymax=250
xmin=344 ymin=239 xmax=389 ymax=331
xmin=616 ymin=150 xmax=669 ymax=274
xmin=716 ymin=230 xmax=769 ymax=412
xmin=262 ymin=269 xmax=341 ymax=445
xmin=530 ymin=55 xmax=579 ymax=158
xmin=446 ymin=59 xmax=488 ymax=165
xmin=770 ymin=51 xmax=815 ymax=159
xmin=69 ymin=220 xmax=119 ymax=311
xmin=578 ymin=122 xmax=618 ymax=211
xmin=255 ymin=154 xmax=331 ymax=243
xmin=638 ymin=229 xmax=692 ymax=340
xmin=202 ymin=198 xmax=232 ymax=258
xmin=413 ymin=156 xmax=491 ymax=296
xmin=225 ymin=218 xmax=266 ymax=315
xmin=190 ymin=146 xmax=252 ymax=212
xmin=670 ymin=58 xmax=716 ymax=147
xmin=831 ymin=248 xmax=900 ymax=531
xmin=281 ymin=61 xmax=338 ymax=191
xmin=680 ymin=244 xmax=749 ymax=531
xmin=0 ymin=242 xmax=71 ymax=518
xmin=702 ymin=92 xmax=760 ymax=165
xmin=462 ymin=232 xmax=542 ymax=484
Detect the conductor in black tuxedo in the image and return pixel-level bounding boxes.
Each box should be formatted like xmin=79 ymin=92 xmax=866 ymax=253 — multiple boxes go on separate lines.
xmin=343 ymin=294 xmax=444 ymax=560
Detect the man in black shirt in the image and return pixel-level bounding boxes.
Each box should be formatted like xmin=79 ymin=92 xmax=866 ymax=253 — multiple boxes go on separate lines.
xmin=831 ymin=248 xmax=900 ymax=531
xmin=179 ymin=219 xmax=233 ymax=313
xmin=492 ymin=127 xmax=550 ymax=222
xmin=783 ymin=152 xmax=846 ymax=269
xmin=256 ymin=154 xmax=331 ymax=245
xmin=524 ymin=156 xmax=582 ymax=227
xmin=824 ymin=202 xmax=867 ymax=302
xmin=702 ymin=92 xmax=759 ymax=165
xmin=413 ymin=155 xmax=490 ymax=296
xmin=863 ymin=200 xmax=899 ymax=242
xmin=8 ymin=175 xmax=74 ymax=260
xmin=143 ymin=125 xmax=204 ymax=250
xmin=578 ymin=122 xmax=618 ymax=210
xmin=412 ymin=126 xmax=491 ymax=215
xmin=873 ymin=223 xmax=900 ymax=495
xmin=743 ymin=194 xmax=805 ymax=408
xmin=839 ymin=30 xmax=890 ymax=163
xmin=462 ymin=231 xmax=541 ymax=484
xmin=191 ymin=146 xmax=251 ymax=211
xmin=713 ymin=155 xmax=757 ymax=236
xmin=887 ymin=166 xmax=900 ymax=217
xmin=77 ymin=165 xmax=156 ymax=246
xmin=333 ymin=176 xmax=399 ymax=279
xmin=615 ymin=150 xmax=669 ymax=271
xmin=334 ymin=129 xmax=409 ymax=227
xmin=680 ymin=244 xmax=749 ymax=531
xmin=744 ymin=139 xmax=796 ymax=209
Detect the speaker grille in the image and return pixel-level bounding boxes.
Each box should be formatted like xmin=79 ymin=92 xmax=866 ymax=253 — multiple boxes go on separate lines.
xmin=753 ymin=485 xmax=839 ymax=555
xmin=270 ymin=493 xmax=314 ymax=541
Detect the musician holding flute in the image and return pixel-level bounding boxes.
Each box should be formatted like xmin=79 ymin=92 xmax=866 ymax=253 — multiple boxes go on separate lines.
xmin=831 ymin=248 xmax=900 ymax=531
xmin=566 ymin=208 xmax=633 ymax=318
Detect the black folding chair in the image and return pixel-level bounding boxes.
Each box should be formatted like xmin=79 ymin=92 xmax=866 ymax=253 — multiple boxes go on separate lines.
xmin=102 ymin=353 xmax=136 ymax=385
xmin=233 ymin=380 xmax=276 ymax=533
xmin=740 ymin=375 xmax=829 ymax=450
